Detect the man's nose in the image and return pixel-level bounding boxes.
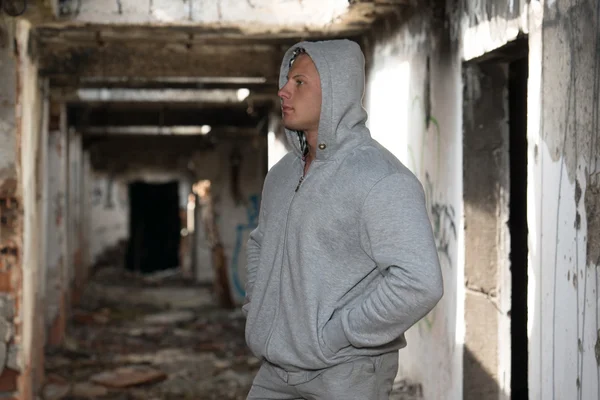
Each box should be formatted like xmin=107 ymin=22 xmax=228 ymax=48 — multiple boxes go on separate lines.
xmin=278 ymin=85 xmax=291 ymax=100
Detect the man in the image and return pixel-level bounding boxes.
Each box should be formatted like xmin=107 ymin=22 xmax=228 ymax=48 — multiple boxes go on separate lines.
xmin=243 ymin=40 xmax=443 ymax=400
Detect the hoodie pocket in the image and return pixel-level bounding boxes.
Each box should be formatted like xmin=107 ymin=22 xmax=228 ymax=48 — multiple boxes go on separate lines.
xmin=317 ymin=306 xmax=336 ymax=360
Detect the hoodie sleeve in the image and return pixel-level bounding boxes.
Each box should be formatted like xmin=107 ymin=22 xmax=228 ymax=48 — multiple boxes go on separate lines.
xmin=323 ymin=172 xmax=444 ymax=352
xmin=242 ymin=188 xmax=267 ymax=317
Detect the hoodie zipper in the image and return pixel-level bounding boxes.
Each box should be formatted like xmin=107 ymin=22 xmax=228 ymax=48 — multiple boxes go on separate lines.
xmin=295 ymin=176 xmax=304 ymax=192
xmin=295 ymin=156 xmax=313 ymax=192
xmin=263 ymin=159 xmax=309 ymax=361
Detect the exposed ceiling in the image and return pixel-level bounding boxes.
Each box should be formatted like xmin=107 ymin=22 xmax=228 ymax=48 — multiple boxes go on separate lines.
xmin=25 ymin=0 xmax=413 ymax=171
xmin=32 ymin=0 xmax=413 ymax=86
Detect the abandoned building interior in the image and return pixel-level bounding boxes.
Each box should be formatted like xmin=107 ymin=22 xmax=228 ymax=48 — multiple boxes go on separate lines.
xmin=0 ymin=0 xmax=599 ymax=399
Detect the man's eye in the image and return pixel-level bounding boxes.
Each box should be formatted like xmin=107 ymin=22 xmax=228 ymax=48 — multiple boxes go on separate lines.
xmin=296 ymin=80 xmax=303 ymax=85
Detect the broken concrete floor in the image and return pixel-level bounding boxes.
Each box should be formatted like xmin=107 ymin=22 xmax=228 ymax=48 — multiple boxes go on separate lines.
xmin=43 ymin=267 xmax=257 ymax=400
xmin=43 ymin=267 xmax=422 ymax=399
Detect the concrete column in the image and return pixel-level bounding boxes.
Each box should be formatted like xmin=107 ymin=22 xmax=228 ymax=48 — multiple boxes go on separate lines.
xmin=16 ymin=18 xmax=46 ymax=399
xmin=68 ymin=129 xmax=83 ymax=302
xmin=46 ymin=103 xmax=68 ymax=347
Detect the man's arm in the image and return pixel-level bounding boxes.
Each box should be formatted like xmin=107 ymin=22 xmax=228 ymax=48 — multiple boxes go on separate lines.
xmin=242 ymin=189 xmax=267 ymax=316
xmin=323 ymin=172 xmax=444 ymax=352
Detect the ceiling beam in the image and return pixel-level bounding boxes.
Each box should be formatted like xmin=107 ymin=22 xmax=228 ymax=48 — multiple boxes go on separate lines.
xmin=34 ymin=41 xmax=284 ymax=80
xmin=82 ymin=126 xmax=258 ymax=137
xmin=67 ymin=103 xmax=269 ymax=128
xmin=49 ymin=76 xmax=276 ymax=90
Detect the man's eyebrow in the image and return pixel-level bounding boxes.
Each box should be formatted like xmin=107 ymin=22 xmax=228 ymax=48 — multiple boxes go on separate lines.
xmin=287 ymin=74 xmax=308 ymax=80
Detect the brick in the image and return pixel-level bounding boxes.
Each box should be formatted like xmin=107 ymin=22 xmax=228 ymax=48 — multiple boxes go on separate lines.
xmin=0 ymin=273 xmax=10 ymax=293
xmin=6 ymin=345 xmax=19 ymax=372
xmin=0 ymin=368 xmax=17 ymax=391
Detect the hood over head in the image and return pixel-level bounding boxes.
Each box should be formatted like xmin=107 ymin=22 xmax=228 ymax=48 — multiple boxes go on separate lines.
xmin=278 ymin=39 xmax=371 ymax=161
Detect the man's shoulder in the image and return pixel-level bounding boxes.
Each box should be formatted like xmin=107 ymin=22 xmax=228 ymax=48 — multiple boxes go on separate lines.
xmin=263 ymin=152 xmax=296 ymax=185
xmin=347 ymin=140 xmax=414 ymax=181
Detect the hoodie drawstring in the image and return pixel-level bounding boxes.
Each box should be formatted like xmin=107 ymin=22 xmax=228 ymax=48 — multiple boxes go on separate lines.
xmin=297 ymin=131 xmax=309 ymax=161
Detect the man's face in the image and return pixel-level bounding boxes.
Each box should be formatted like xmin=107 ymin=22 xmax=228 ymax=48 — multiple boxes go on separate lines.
xmin=278 ymin=54 xmax=322 ymax=133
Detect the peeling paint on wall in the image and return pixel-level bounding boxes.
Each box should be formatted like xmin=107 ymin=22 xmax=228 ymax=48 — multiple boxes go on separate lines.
xmin=585 ymin=178 xmax=600 ymax=266
xmin=541 ymin=0 xmax=598 ymax=184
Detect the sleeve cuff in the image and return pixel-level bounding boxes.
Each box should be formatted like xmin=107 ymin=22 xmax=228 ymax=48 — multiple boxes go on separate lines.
xmin=323 ymin=316 xmax=351 ymax=354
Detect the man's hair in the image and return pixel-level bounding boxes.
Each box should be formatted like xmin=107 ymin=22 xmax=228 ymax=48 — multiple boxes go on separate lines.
xmin=289 ymin=47 xmax=307 ymax=68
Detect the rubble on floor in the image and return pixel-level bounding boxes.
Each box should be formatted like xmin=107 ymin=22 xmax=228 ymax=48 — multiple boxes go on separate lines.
xmin=43 ymin=266 xmax=423 ymax=399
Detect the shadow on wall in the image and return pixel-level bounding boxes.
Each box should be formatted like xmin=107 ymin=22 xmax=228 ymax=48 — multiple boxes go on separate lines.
xmin=463 ymin=345 xmax=512 ymax=400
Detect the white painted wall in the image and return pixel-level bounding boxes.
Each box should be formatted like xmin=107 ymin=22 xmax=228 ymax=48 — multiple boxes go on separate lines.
xmin=526 ymin=1 xmax=600 ymax=398
xmin=365 ymin=21 xmax=463 ymax=400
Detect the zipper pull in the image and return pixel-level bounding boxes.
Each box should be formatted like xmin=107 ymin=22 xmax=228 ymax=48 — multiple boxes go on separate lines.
xmin=295 ymin=176 xmax=304 ymax=192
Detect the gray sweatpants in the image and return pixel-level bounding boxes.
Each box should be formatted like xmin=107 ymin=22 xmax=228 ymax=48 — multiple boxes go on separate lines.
xmin=246 ymin=352 xmax=399 ymax=400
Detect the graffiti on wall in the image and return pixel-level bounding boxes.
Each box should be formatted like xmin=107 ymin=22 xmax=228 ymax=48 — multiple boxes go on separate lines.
xmin=230 ymin=194 xmax=260 ymax=298
xmin=424 ymin=172 xmax=457 ymax=269
xmin=408 ymin=96 xmax=456 ymax=340
xmin=408 ymin=96 xmax=457 ymax=271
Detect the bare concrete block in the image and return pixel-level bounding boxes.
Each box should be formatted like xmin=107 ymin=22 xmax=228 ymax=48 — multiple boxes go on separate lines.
xmin=6 ymin=344 xmax=20 ymax=372
xmin=0 ymin=342 xmax=7 ymax=376
xmin=0 ymin=295 xmax=14 ymax=320
xmin=464 ymin=292 xmax=499 ymax=400
xmin=0 ymin=318 xmax=12 ymax=342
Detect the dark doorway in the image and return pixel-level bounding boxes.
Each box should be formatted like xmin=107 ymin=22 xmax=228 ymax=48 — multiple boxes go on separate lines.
xmin=463 ymin=37 xmax=529 ymax=400
xmin=508 ymin=55 xmax=529 ymax=400
xmin=126 ymin=180 xmax=181 ymax=273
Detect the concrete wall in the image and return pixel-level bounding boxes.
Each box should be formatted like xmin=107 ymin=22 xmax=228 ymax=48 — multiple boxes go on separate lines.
xmin=45 ymin=122 xmax=65 ymax=335
xmin=364 ymin=11 xmax=463 ymax=400
xmin=89 ymin=172 xmax=129 ymax=266
xmin=529 ymin=0 xmax=600 ymax=398
xmin=455 ymin=0 xmax=600 ymax=398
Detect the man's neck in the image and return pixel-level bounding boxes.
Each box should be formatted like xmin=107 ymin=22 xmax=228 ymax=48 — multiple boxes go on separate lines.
xmin=303 ymin=128 xmax=318 ymax=174
xmin=303 ymin=151 xmax=314 ymax=175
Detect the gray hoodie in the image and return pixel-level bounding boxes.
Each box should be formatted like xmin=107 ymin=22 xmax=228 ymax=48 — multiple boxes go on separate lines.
xmin=243 ymin=39 xmax=443 ymax=372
